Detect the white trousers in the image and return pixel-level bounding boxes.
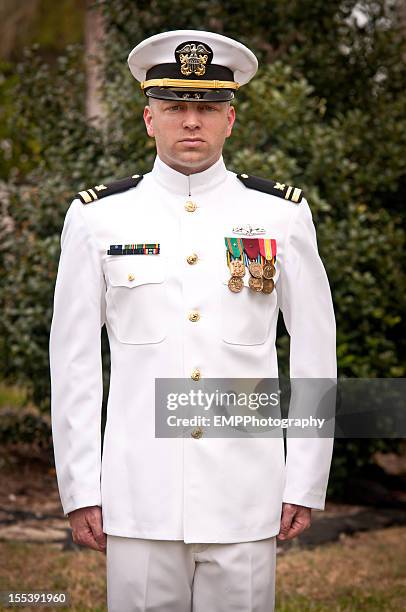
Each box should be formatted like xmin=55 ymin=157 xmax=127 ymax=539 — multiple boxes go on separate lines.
xmin=106 ymin=536 xmax=276 ymax=612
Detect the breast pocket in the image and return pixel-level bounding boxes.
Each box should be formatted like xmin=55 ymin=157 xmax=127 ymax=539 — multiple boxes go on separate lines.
xmin=220 ymin=260 xmax=278 ymax=346
xmin=105 ymin=256 xmax=166 ymax=345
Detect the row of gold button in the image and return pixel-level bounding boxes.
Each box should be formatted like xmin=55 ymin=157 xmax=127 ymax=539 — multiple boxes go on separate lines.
xmin=187 ymin=200 xmax=202 ymax=439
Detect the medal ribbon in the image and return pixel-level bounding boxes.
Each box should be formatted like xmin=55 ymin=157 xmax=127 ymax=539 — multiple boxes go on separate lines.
xmin=259 ymin=238 xmax=277 ymax=260
xmin=258 ymin=239 xmax=268 ymax=260
xmin=242 ymin=238 xmax=259 ymax=260
xmin=225 ymin=237 xmax=243 ymax=258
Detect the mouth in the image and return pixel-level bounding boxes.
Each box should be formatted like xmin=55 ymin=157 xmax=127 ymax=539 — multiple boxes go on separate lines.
xmin=179 ymin=138 xmax=205 ymax=149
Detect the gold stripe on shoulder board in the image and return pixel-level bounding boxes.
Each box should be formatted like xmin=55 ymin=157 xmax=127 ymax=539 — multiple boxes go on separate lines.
xmin=78 ymin=190 xmax=92 ymax=204
xmin=291 ymin=187 xmax=302 ymax=203
xmin=88 ymin=188 xmax=98 ymax=200
xmin=284 ymin=186 xmax=292 ymax=200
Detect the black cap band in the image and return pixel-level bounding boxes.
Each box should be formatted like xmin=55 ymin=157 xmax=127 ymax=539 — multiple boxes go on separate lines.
xmin=146 ymin=63 xmax=234 ymax=82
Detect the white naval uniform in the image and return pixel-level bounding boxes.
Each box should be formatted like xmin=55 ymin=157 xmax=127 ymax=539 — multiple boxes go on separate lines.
xmin=49 ymin=155 xmax=336 ymax=544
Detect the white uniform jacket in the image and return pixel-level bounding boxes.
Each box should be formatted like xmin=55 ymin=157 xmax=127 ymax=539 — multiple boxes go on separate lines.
xmin=49 ymin=156 xmax=336 ymax=543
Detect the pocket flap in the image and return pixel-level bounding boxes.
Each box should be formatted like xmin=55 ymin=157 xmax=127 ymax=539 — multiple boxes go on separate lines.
xmin=106 ymin=256 xmax=165 ymax=288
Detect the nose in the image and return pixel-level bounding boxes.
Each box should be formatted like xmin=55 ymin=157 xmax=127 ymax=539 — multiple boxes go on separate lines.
xmin=182 ymin=108 xmax=201 ymax=130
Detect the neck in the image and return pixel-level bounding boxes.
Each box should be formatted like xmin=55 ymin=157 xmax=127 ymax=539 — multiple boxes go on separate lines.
xmin=156 ymin=153 xmax=222 ymax=176
xmin=152 ymin=154 xmax=227 ymax=196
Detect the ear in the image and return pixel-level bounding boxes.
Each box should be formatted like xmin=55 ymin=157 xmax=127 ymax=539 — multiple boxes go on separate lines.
xmin=225 ymin=104 xmax=236 ymax=138
xmin=143 ymin=105 xmax=155 ymax=137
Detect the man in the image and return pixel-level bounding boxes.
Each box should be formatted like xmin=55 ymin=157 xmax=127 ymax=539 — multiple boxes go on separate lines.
xmin=50 ymin=30 xmax=336 ymax=611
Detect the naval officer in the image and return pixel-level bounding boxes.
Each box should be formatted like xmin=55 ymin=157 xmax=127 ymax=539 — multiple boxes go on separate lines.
xmin=50 ymin=29 xmax=336 ymax=611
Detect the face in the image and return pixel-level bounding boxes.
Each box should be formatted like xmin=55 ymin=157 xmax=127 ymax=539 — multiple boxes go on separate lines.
xmin=143 ymin=97 xmax=236 ymax=175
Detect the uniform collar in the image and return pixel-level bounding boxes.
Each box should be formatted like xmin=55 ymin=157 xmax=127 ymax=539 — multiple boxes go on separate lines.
xmin=151 ymin=154 xmax=228 ymax=195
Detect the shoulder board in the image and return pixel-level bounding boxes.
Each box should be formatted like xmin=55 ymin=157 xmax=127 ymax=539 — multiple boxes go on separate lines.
xmin=76 ymin=174 xmax=144 ymax=205
xmin=237 ymin=173 xmax=303 ymax=204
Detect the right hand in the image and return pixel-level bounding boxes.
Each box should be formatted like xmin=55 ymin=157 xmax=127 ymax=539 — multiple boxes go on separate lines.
xmin=68 ymin=505 xmax=106 ymax=553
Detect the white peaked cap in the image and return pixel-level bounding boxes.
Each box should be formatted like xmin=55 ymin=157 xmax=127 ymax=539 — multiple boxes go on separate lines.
xmin=127 ymin=30 xmax=258 ymax=102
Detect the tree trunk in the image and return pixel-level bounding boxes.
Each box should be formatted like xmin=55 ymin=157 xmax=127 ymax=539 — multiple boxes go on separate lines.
xmin=85 ymin=0 xmax=105 ymax=122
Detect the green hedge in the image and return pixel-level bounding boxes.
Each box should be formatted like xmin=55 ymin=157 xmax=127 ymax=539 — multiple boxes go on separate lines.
xmin=0 ymin=0 xmax=405 ymax=491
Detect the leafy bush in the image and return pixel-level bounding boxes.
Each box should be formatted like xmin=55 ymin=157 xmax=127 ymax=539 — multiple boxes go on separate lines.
xmin=0 ymin=0 xmax=405 ymax=489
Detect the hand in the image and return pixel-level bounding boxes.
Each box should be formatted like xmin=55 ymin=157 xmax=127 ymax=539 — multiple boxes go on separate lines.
xmin=277 ymin=503 xmax=311 ymax=541
xmin=68 ymin=505 xmax=106 ymax=553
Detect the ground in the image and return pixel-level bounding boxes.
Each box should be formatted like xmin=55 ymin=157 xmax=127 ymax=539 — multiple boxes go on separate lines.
xmin=0 ymin=452 xmax=405 ymax=610
xmin=0 ymin=528 xmax=405 ymax=611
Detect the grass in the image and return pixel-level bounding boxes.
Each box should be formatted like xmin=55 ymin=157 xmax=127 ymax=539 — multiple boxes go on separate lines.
xmin=0 ymin=527 xmax=405 ymax=611
xmin=275 ymin=527 xmax=406 ymax=611
xmin=0 ymin=542 xmax=106 ymax=611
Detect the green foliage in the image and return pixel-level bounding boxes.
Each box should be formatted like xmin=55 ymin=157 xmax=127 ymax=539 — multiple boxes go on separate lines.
xmin=0 ymin=406 xmax=51 ymax=449
xmin=0 ymin=0 xmax=405 ymax=485
xmin=0 ymin=61 xmax=29 ymax=180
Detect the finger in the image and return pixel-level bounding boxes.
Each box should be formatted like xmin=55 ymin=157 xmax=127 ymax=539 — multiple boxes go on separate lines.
xmin=73 ymin=522 xmax=101 ymax=551
xmin=92 ymin=530 xmax=106 ymax=551
xmin=277 ymin=505 xmax=296 ymax=540
xmin=284 ymin=516 xmax=311 ymax=541
xmin=73 ymin=531 xmax=101 ymax=551
xmin=87 ymin=511 xmax=107 ymax=551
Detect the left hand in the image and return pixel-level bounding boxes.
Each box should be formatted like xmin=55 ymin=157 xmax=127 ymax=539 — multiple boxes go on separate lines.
xmin=277 ymin=503 xmax=312 ymax=541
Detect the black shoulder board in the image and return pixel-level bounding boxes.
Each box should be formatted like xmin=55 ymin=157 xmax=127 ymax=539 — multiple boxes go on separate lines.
xmin=237 ymin=173 xmax=303 ymax=204
xmin=76 ymin=174 xmax=144 ymax=205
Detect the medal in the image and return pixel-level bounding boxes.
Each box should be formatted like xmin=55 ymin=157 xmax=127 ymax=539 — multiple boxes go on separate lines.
xmin=228 ymin=276 xmax=244 ymax=292
xmin=262 ymin=278 xmax=275 ymax=294
xmin=263 ymin=263 xmax=275 ymax=279
xmin=225 ymin=244 xmax=246 ymax=292
xmin=230 ymin=259 xmax=245 ymax=278
xmin=224 ymin=236 xmax=277 ymax=295
xmin=259 ymin=238 xmax=277 ymax=281
xmin=243 ymin=238 xmax=264 ymax=279
xmin=248 ymin=276 xmax=263 ymax=292
xmin=248 ymin=261 xmax=263 ymax=278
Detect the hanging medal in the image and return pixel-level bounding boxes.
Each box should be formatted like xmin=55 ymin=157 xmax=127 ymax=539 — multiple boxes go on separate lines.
xmin=243 ymin=251 xmax=263 ymax=292
xmin=260 ymin=238 xmax=276 ymax=279
xmin=243 ymin=238 xmax=263 ymax=277
xmin=259 ymin=238 xmax=276 ymax=294
xmin=243 ymin=238 xmax=263 ymax=291
xmin=225 ymin=237 xmax=245 ymax=292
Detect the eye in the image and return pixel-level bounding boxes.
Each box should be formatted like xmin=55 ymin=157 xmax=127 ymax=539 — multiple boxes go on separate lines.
xmin=166 ymin=105 xmax=182 ymax=112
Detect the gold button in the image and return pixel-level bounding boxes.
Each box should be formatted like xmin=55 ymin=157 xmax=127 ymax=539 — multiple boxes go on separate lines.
xmin=241 ymin=173 xmax=249 ymax=179
xmin=188 ymin=311 xmax=200 ymax=322
xmin=191 ymin=427 xmax=203 ymax=439
xmin=185 ymin=200 xmax=197 ymax=212
xmin=187 ymin=253 xmax=198 ymax=265
xmin=191 ymin=368 xmax=201 ymax=381
xmin=128 ymin=273 xmax=135 ymax=281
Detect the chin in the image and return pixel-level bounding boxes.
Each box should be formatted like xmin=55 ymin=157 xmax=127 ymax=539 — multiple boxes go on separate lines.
xmin=178 ymin=153 xmax=207 ymax=167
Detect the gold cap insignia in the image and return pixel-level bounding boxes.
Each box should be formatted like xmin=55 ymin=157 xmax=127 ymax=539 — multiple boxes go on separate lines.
xmin=175 ymin=41 xmax=213 ymax=77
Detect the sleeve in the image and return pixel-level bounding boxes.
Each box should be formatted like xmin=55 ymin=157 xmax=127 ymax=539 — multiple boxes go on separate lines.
xmin=49 ymin=199 xmax=106 ymax=516
xmin=277 ymin=198 xmax=337 ymax=509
